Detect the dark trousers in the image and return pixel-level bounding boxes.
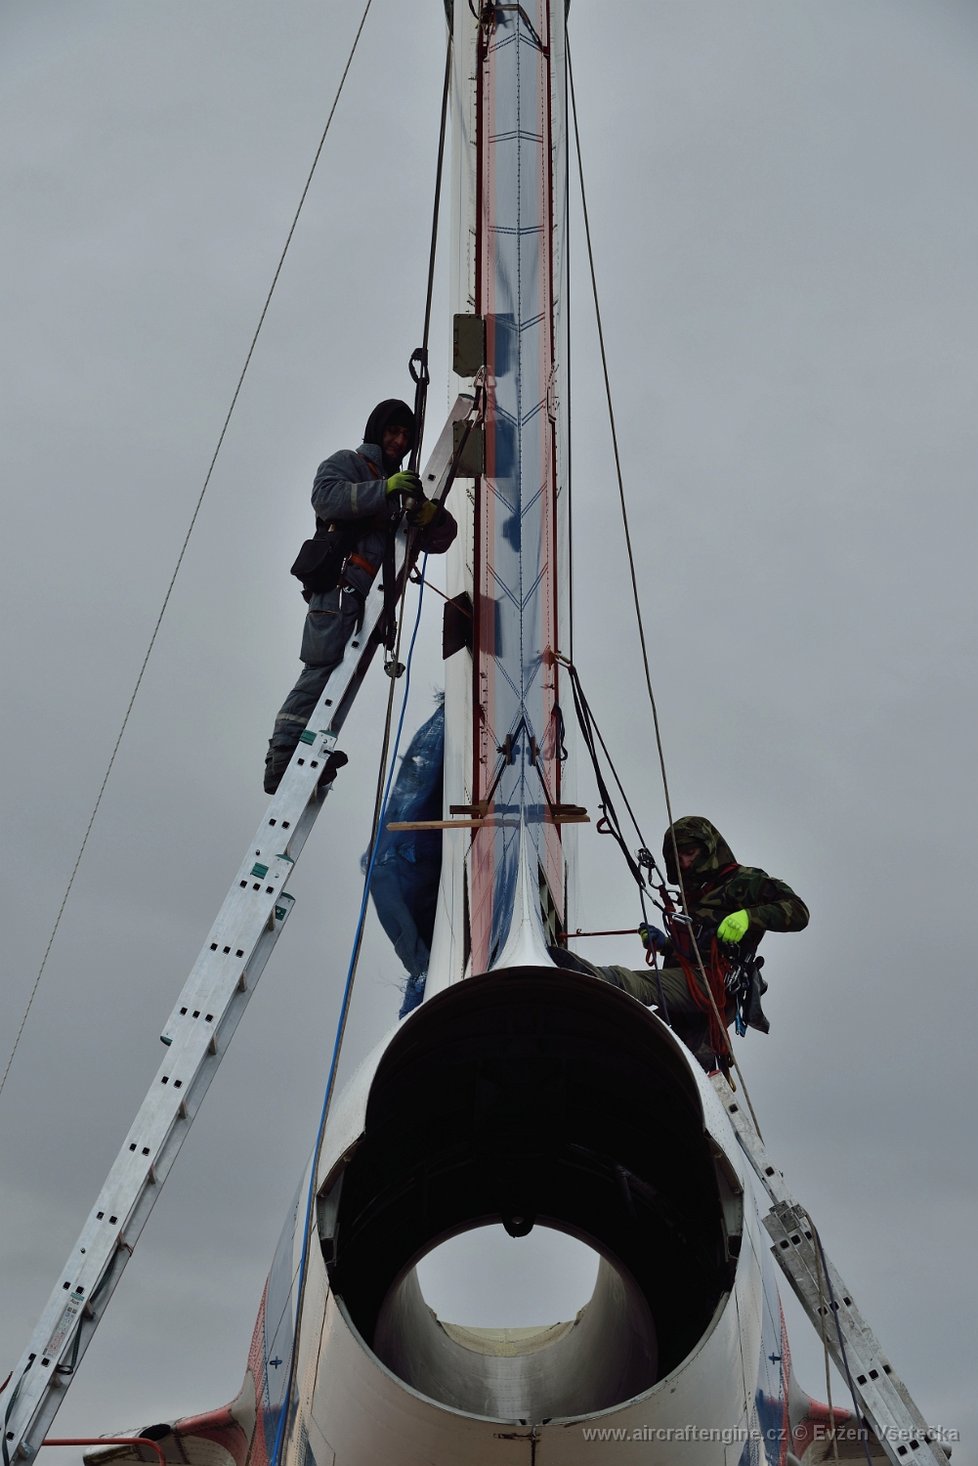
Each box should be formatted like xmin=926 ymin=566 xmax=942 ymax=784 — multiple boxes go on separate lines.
xmin=267 ymin=586 xmax=363 ymax=767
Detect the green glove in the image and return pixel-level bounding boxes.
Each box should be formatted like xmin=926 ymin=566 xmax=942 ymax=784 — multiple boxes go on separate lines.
xmin=386 ymin=470 xmax=422 ymax=499
xmin=717 ymin=909 xmax=750 ymax=943
xmin=407 ymin=498 xmax=439 ymax=528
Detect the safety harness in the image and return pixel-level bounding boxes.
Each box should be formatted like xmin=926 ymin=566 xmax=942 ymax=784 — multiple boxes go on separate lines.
xmin=653 ymin=876 xmax=771 ymax=1070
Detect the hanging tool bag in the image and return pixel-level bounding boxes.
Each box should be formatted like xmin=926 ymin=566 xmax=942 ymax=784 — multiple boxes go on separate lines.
xmin=290 ymin=521 xmax=358 ymax=599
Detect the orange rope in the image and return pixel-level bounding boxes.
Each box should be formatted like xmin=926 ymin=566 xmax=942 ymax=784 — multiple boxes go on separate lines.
xmin=673 ymin=939 xmax=733 ymax=1066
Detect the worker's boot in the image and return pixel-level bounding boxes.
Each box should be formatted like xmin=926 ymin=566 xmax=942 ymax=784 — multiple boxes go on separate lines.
xmin=263 ymin=742 xmax=293 ymax=794
xmin=318 ymin=749 xmax=349 ymax=791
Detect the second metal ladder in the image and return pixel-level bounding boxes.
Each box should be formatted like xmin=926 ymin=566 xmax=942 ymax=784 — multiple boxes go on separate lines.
xmin=712 ymin=1074 xmax=951 ymax=1466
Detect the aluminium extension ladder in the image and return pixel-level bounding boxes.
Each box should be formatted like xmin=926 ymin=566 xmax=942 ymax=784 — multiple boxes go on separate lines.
xmin=712 ymin=1075 xmax=951 ymax=1466
xmin=2 ymin=395 xmax=476 ymax=1466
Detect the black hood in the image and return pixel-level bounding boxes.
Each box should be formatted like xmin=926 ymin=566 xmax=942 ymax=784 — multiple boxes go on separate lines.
xmin=363 ymin=399 xmax=416 ymax=463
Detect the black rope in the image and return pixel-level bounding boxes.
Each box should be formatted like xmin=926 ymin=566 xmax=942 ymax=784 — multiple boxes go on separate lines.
xmin=273 ymin=552 xmax=421 ymax=1466
xmin=556 ymin=656 xmax=678 ymax=1022
xmin=381 ymin=24 xmax=453 ymax=668
xmin=561 ymin=658 xmax=666 ymax=884
xmin=562 ymin=661 xmax=651 ymax=915
xmin=563 ymin=30 xmax=574 ymax=669
xmin=567 ymin=38 xmax=761 ymax=1113
xmin=409 ymin=26 xmax=453 ymax=474
xmin=566 ymin=39 xmax=685 ymax=875
xmin=0 ymin=0 xmax=379 ymax=1109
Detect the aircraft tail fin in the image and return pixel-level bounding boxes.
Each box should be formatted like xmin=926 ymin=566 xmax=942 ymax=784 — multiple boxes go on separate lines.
xmin=81 ymin=1394 xmax=255 ymax=1466
xmin=790 ymin=1390 xmax=893 ymax=1462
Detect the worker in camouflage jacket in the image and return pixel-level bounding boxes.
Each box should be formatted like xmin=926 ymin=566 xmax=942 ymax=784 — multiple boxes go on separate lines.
xmin=264 ymin=399 xmax=457 ymax=793
xmin=562 ymin=816 xmax=809 ymax=1071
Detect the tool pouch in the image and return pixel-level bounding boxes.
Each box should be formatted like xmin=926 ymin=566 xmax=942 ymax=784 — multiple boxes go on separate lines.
xmin=290 ymin=528 xmax=350 ymax=597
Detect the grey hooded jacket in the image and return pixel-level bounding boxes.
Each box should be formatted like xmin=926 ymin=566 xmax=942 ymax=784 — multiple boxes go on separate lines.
xmin=311 ymin=441 xmax=457 ymax=597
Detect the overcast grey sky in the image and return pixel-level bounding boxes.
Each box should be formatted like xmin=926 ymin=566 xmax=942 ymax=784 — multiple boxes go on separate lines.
xmin=1 ymin=0 xmax=976 ymax=1458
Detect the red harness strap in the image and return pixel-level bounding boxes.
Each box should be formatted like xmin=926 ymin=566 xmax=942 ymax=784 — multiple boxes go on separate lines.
xmin=346 ymin=551 xmax=379 ymax=576
xmin=659 ymin=885 xmax=734 ymax=1066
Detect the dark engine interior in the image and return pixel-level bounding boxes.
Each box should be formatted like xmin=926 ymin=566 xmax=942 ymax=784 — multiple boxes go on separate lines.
xmin=319 ymin=966 xmax=742 ymax=1419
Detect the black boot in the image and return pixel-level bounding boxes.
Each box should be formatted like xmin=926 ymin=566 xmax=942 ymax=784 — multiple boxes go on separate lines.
xmin=263 ymin=744 xmax=292 ymax=794
xmin=317 ymin=748 xmax=349 ymax=790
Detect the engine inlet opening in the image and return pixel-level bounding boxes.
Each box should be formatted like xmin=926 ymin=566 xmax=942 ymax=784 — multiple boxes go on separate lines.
xmin=416 ymin=1224 xmax=600 ymax=1328
xmin=373 ymin=1222 xmax=658 ymax=1419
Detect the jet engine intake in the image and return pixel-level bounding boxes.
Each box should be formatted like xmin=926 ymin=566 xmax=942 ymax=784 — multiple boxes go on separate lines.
xmin=318 ymin=967 xmax=741 ymax=1420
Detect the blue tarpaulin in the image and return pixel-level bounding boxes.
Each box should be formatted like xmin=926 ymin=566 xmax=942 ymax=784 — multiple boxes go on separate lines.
xmin=363 ymin=702 xmax=444 ymax=1016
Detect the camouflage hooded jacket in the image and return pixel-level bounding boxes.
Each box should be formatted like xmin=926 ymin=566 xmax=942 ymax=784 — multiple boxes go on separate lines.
xmin=660 ymin=815 xmax=809 ymax=961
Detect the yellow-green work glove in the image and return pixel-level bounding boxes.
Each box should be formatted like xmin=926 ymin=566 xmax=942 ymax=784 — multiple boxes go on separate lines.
xmin=407 ymin=498 xmax=439 ymax=528
xmin=386 ymin=469 xmax=422 ymax=499
xmin=717 ymin=909 xmax=750 ymax=943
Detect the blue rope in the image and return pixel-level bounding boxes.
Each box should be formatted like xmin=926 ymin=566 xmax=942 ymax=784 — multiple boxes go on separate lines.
xmin=266 ymin=556 xmax=429 ymax=1466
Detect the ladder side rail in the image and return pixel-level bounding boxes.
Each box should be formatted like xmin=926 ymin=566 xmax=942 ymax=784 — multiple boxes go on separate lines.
xmin=1 ymin=898 xmax=298 ymax=1466
xmin=3 ymin=399 xmax=473 ymax=1466
xmin=3 ymin=861 xmax=303 ymax=1466
xmin=711 ymin=1076 xmax=951 ymax=1466
xmin=764 ymin=1203 xmax=950 ymax=1466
